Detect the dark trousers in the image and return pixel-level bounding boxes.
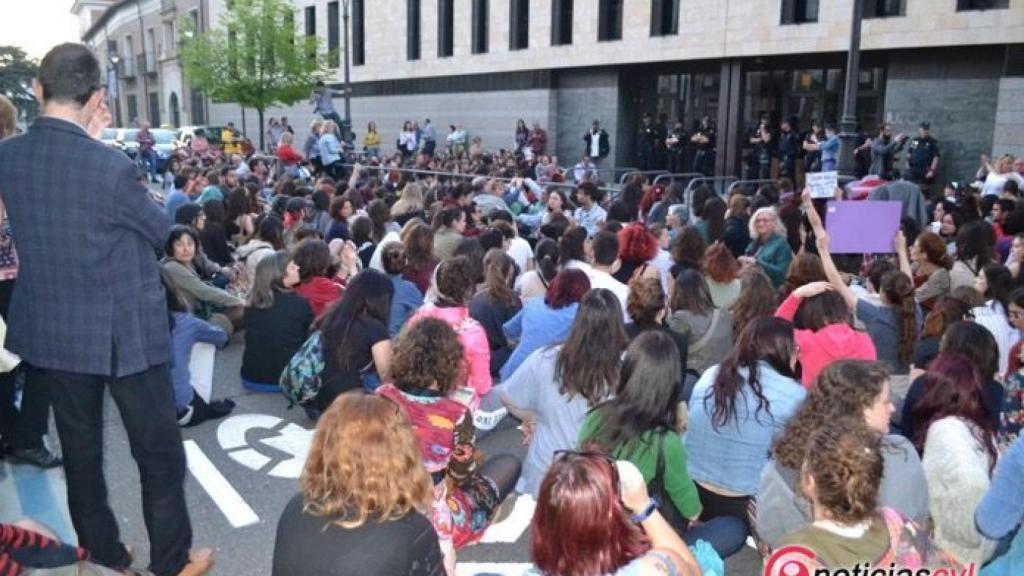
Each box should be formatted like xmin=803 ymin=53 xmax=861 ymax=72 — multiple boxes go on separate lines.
xmin=46 ymin=364 xmax=192 ymax=576
xmin=0 ymin=279 xmax=52 ymax=450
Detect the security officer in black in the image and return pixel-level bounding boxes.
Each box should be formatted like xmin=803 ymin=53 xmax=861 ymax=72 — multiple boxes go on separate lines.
xmin=637 ymin=112 xmax=662 ymax=171
xmin=908 ymin=121 xmax=941 ymax=194
xmin=779 ymin=116 xmax=802 ymax=180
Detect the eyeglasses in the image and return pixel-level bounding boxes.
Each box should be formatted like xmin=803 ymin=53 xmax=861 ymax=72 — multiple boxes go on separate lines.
xmin=553 ymin=450 xmax=619 ymax=495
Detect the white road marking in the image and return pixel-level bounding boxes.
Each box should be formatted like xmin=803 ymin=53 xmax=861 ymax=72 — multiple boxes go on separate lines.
xmin=456 ymin=562 xmax=532 ymax=576
xmin=183 ymin=440 xmax=260 ymax=528
xmin=480 ymin=495 xmax=535 ymax=543
xmin=217 ymin=414 xmax=314 ymax=479
xmin=261 ymin=423 xmax=314 ymax=478
xmin=217 ymin=414 xmax=283 ymax=450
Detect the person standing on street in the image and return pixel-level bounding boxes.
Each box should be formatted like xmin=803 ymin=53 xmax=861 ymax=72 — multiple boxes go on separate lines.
xmin=421 ymin=118 xmax=437 ymax=156
xmin=0 ymin=95 xmax=59 ymax=470
xmin=137 ymin=121 xmax=157 ymax=183
xmin=0 ymin=44 xmax=212 ymax=576
xmin=310 ymin=80 xmax=344 ymax=139
xmin=907 ymin=121 xmax=940 ymax=195
xmin=637 ymin=112 xmax=661 ymax=172
xmin=865 ymin=122 xmax=907 ymax=180
xmin=582 ymin=119 xmax=610 ymax=168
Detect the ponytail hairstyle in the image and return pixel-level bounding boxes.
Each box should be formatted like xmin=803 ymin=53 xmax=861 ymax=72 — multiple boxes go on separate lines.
xmin=880 ymin=270 xmax=917 ymax=367
xmin=534 ymin=238 xmax=560 ymax=284
xmin=482 ymin=249 xmax=520 ymax=309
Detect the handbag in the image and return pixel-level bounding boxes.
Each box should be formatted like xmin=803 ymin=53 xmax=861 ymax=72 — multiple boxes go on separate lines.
xmin=647 ymin=432 xmax=690 ymax=533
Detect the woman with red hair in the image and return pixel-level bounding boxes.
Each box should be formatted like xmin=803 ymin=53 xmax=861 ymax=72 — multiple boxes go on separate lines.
xmin=913 ymin=353 xmax=999 ymax=566
xmin=499 ymin=269 xmax=589 ymax=381
xmin=613 ymin=223 xmax=661 ymax=285
xmin=530 ymin=452 xmax=701 ymax=576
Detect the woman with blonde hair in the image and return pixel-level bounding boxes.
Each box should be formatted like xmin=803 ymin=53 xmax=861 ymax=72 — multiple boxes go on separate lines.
xmin=272 ymin=392 xmax=443 ymax=575
xmin=391 ymin=182 xmax=426 ymax=227
xmin=364 ymin=121 xmax=381 ymax=158
xmin=739 ymin=207 xmax=793 ymax=289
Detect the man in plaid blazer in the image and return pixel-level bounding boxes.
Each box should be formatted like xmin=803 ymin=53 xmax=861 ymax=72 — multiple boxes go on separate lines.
xmin=0 ymin=44 xmax=212 ymax=576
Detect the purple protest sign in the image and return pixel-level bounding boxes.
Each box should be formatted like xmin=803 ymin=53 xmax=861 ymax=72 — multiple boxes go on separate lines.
xmin=825 ymin=201 xmax=903 ymax=254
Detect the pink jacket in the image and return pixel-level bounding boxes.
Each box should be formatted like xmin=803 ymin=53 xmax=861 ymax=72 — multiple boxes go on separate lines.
xmin=409 ymin=304 xmax=492 ymax=400
xmin=776 ymin=293 xmax=877 ymax=388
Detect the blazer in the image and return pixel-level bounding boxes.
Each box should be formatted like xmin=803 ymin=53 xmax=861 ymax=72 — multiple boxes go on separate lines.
xmin=0 ymin=117 xmax=171 ymax=377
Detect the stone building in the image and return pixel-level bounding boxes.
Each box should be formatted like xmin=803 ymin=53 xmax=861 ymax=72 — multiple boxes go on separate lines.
xmin=74 ymin=0 xmax=210 ymax=129
xmin=82 ymin=0 xmax=1024 ymax=180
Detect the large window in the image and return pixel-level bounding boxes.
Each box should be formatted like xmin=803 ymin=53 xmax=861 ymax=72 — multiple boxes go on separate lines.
xmin=407 ymin=0 xmax=421 ymax=60
xmin=650 ymin=0 xmax=679 ymax=36
xmin=304 ymin=6 xmax=315 ymax=37
xmin=327 ymin=1 xmax=339 ymax=67
xmin=190 ymin=89 xmax=205 ymax=125
xmin=438 ymin=0 xmax=454 ymax=57
xmin=863 ymin=0 xmax=904 ymax=17
xmin=352 ymin=0 xmax=365 ymax=66
xmin=510 ymin=0 xmax=529 ymax=50
xmin=781 ymin=0 xmax=819 ymax=24
xmin=957 ymin=0 xmax=1009 ymax=9
xmin=162 ymin=21 xmax=174 ymax=58
xmin=472 ymin=0 xmax=488 ymax=54
xmin=598 ymin=0 xmax=623 ymax=41
xmin=126 ymin=94 xmax=138 ymax=124
xmin=551 ymin=0 xmax=572 ymax=45
xmin=148 ymin=92 xmax=160 ymax=126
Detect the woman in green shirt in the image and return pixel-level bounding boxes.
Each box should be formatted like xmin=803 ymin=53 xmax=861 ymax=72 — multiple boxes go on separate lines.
xmin=579 ymin=331 xmax=747 ymax=558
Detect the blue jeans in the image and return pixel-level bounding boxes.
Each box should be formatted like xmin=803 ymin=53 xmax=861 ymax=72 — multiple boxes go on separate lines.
xmin=682 ymin=515 xmax=748 ymax=559
xmin=140 ymin=149 xmax=158 ymax=181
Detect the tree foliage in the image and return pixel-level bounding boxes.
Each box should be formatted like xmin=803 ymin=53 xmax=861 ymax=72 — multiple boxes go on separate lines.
xmin=0 ymin=46 xmax=39 ymax=124
xmin=179 ymin=0 xmax=333 ymax=148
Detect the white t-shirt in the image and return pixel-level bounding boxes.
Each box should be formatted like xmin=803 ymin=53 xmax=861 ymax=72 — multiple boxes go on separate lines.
xmin=590 ymin=133 xmax=601 ymax=158
xmin=508 ymin=237 xmax=533 ymax=275
xmin=588 ymin=268 xmax=630 ymax=322
xmin=369 ymin=231 xmax=401 ymax=272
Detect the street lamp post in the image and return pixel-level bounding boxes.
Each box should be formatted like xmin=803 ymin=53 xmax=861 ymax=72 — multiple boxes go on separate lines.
xmin=108 ymin=52 xmax=122 ymax=127
xmin=341 ymin=0 xmax=352 ymax=141
xmin=837 ymin=0 xmax=864 ymax=179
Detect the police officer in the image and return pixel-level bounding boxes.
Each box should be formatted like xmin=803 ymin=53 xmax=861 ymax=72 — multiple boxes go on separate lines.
xmin=690 ymin=116 xmax=716 ymax=177
xmin=637 ymin=112 xmax=661 ymax=171
xmin=908 ymin=121 xmax=941 ymax=192
xmin=778 ymin=116 xmax=802 ymax=181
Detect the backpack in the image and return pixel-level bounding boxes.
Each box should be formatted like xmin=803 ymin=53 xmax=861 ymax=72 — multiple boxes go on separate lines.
xmin=279 ymin=331 xmax=324 ymax=407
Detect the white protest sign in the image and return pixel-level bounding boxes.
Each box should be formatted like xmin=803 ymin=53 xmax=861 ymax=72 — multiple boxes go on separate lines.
xmin=807 ymin=171 xmax=838 ymax=199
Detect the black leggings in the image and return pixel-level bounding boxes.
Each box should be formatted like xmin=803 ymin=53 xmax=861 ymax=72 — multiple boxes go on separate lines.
xmin=697 ymin=483 xmax=752 ymax=534
xmin=480 ymin=454 xmax=521 ymax=503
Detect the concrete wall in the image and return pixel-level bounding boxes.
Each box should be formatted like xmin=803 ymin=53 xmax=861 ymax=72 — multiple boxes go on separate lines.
xmin=883 ymin=50 xmax=1003 ymax=183
xmin=554 ymin=69 xmax=621 ymax=168
xmin=993 ymin=77 xmax=1024 ymax=158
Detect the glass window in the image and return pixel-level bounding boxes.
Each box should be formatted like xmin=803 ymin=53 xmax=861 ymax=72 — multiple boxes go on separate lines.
xmin=352 ymin=0 xmax=365 ymax=65
xmin=327 ymin=2 xmax=339 ymax=67
xmin=650 ymin=0 xmax=679 ymax=36
xmin=510 ymin=0 xmax=529 ymax=50
xmin=551 ymin=0 xmax=573 ymax=45
xmin=781 ymin=0 xmax=819 ymax=24
xmin=472 ymin=0 xmax=489 ymax=54
xmin=438 ymin=0 xmax=454 ymax=57
xmin=956 ymin=0 xmax=1009 ymax=10
xmin=408 ymin=0 xmax=421 ymax=60
xmin=598 ymin=0 xmax=623 ymax=41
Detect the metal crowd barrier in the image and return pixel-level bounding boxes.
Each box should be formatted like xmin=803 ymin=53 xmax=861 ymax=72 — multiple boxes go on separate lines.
xmin=619 ymin=170 xmax=671 ymax=185
xmin=726 ymin=179 xmax=780 ymax=197
xmin=652 ymin=172 xmax=705 ymax=187
xmin=683 ymin=176 xmax=739 ymax=212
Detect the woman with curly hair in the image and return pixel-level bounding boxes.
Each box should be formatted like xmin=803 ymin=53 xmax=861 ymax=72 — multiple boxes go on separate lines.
xmin=613 ymin=223 xmax=660 ymax=285
xmin=401 ymin=222 xmax=439 ymax=296
xmin=272 ymin=393 xmax=443 ymax=575
xmin=778 ymin=418 xmax=961 ymax=572
xmin=407 ymin=257 xmax=492 ymax=404
xmin=377 ymin=319 xmax=521 ymax=573
xmin=778 ymin=252 xmax=827 ymax=300
xmin=625 ymin=276 xmax=687 ymax=375
xmin=703 ymin=242 xmax=741 ymax=309
xmin=740 ymin=207 xmax=793 ymax=290
xmin=669 ymin=226 xmax=706 ymax=279
xmin=729 ymin=268 xmax=775 ymax=340
xmin=756 ymin=360 xmax=928 ymax=551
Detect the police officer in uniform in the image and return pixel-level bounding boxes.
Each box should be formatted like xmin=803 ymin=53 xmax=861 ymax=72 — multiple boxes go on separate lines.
xmin=778 ymin=116 xmax=802 ymax=181
xmin=907 ymin=121 xmax=941 ymax=195
xmin=637 ymin=112 xmax=662 ymax=171
xmin=690 ymin=116 xmax=716 ymax=176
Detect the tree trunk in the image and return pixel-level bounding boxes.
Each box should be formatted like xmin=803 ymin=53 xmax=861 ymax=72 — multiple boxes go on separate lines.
xmin=257 ymin=107 xmax=265 ymax=152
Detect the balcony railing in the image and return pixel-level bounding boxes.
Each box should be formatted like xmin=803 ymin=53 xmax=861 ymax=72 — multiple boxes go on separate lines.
xmin=137 ymin=54 xmax=157 ymax=76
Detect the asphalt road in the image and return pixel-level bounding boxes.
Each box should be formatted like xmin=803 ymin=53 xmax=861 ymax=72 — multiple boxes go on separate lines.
xmin=0 ymin=332 xmax=763 ymax=575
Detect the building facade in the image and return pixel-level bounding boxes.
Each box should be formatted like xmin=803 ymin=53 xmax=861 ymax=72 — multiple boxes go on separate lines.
xmin=75 ymin=0 xmax=210 ymax=129
xmin=85 ymin=0 xmax=1024 ymax=181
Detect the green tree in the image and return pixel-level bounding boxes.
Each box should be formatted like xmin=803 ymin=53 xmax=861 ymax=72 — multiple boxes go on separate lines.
xmin=179 ymin=0 xmax=332 ymax=150
xmin=0 ymin=46 xmax=39 ymax=124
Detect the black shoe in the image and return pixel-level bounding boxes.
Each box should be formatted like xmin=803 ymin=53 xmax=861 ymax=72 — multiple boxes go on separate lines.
xmin=10 ymin=447 xmax=62 ymax=469
xmin=182 ymin=396 xmax=236 ymax=428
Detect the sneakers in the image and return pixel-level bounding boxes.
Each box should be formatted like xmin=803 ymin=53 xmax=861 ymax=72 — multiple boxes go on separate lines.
xmin=473 ymin=407 xmax=508 ymax=431
xmin=9 ymin=446 xmax=62 ymax=469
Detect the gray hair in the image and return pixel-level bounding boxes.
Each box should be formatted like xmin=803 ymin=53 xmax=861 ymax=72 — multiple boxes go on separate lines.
xmin=248 ymin=250 xmax=290 ymax=309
